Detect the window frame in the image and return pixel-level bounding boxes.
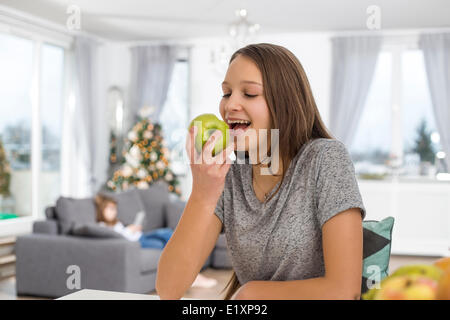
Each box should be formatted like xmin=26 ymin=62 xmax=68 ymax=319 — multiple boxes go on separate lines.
xmin=159 ymin=55 xmax=191 ymax=177
xmin=0 ymin=12 xmax=72 ymax=220
xmin=356 ymin=35 xmax=441 ymax=178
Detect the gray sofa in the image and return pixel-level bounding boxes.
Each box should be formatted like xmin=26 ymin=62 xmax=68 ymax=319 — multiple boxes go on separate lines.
xmin=15 ymin=181 xmax=231 ymax=298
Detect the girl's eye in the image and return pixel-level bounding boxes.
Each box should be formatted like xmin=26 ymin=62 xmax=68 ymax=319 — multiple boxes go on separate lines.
xmin=222 ymin=93 xmax=257 ymax=98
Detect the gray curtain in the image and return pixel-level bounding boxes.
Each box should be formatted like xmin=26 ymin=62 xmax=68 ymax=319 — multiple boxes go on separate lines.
xmin=329 ymin=36 xmax=382 ymax=147
xmin=419 ymin=33 xmax=450 ymax=171
xmin=71 ymin=36 xmax=107 ymax=195
xmin=128 ymin=45 xmax=178 ymax=129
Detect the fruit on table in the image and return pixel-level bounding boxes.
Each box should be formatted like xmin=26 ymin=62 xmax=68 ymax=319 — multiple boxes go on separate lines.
xmin=374 ymin=274 xmax=438 ymax=300
xmin=188 ymin=113 xmax=230 ymax=157
xmin=362 ymin=264 xmax=443 ymax=300
xmin=389 ymin=264 xmax=443 ymax=281
xmin=434 ymin=257 xmax=450 ymax=300
xmin=433 ymin=257 xmax=450 ymax=273
xmin=436 ymin=271 xmax=450 ymax=300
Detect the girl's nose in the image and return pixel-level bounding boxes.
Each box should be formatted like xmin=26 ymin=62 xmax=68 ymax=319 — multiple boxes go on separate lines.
xmin=225 ymin=95 xmax=244 ymax=113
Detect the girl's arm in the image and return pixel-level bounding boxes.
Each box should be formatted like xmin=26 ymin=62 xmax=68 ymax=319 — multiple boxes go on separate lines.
xmin=156 ymin=127 xmax=233 ymax=300
xmin=232 ymin=208 xmax=363 ymax=300
xmin=155 ymin=193 xmax=223 ymax=299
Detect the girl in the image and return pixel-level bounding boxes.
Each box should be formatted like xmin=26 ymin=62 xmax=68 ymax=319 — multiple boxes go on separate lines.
xmin=156 ymin=43 xmax=366 ymax=300
xmin=95 ymin=194 xmax=217 ymax=288
xmin=95 ymin=194 xmax=172 ymax=248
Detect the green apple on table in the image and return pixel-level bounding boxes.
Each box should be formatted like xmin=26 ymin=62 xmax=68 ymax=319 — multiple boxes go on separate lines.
xmin=188 ymin=113 xmax=230 ymax=157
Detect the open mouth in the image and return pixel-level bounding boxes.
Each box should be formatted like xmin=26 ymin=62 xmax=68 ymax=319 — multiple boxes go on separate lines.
xmin=227 ymin=119 xmax=252 ymax=136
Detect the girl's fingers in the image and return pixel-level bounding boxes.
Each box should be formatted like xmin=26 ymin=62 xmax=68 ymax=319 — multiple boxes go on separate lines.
xmin=216 ymin=140 xmax=234 ymax=167
xmin=187 ymin=128 xmax=233 ymax=168
xmin=185 ymin=126 xmax=198 ymax=164
xmin=203 ymin=131 xmax=222 ymax=163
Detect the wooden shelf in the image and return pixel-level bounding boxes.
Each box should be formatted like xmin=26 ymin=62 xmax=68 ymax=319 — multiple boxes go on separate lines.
xmin=0 ymin=254 xmax=15 ymax=265
xmin=0 ymin=236 xmax=16 ymax=280
xmin=0 ymin=236 xmax=16 ymax=246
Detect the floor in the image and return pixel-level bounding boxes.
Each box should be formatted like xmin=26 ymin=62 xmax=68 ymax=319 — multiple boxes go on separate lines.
xmin=0 ymin=255 xmax=441 ymax=300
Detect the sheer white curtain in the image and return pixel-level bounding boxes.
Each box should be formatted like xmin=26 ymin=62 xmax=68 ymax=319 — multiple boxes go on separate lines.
xmin=419 ymin=33 xmax=450 ymax=171
xmin=61 ymin=36 xmax=107 ymax=197
xmin=128 ymin=45 xmax=178 ymax=130
xmin=329 ymin=36 xmax=382 ymax=147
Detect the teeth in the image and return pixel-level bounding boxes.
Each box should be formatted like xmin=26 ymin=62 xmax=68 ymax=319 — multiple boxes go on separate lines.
xmin=228 ymin=119 xmax=251 ymax=125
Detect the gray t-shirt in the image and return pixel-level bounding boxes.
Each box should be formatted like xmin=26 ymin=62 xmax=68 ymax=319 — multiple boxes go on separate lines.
xmin=214 ymin=138 xmax=366 ymax=285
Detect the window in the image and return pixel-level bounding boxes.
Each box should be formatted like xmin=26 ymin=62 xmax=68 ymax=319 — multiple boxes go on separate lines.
xmin=0 ymin=33 xmax=33 ymax=217
xmin=351 ymin=52 xmax=392 ymax=176
xmin=159 ymin=59 xmax=189 ymax=176
xmin=40 ymin=43 xmax=64 ymax=217
xmin=0 ymin=32 xmax=65 ymax=218
xmin=401 ymin=50 xmax=441 ymax=176
xmin=0 ymin=33 xmax=33 ymax=171
xmin=41 ymin=44 xmax=64 ymax=171
xmin=350 ymin=46 xmax=443 ymax=179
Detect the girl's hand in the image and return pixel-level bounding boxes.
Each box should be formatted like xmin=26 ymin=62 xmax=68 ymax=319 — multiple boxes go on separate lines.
xmin=185 ymin=126 xmax=234 ymax=207
xmin=127 ymin=224 xmax=142 ymax=233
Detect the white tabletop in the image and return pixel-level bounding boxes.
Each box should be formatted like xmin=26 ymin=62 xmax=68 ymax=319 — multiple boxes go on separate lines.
xmin=57 ymin=289 xmax=197 ymax=300
xmin=57 ymin=289 xmax=161 ymax=300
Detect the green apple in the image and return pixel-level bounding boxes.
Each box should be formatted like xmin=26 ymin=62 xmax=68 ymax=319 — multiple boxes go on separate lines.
xmin=188 ymin=113 xmax=230 ymax=157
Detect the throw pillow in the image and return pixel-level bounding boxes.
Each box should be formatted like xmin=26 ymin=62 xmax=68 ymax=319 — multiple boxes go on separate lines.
xmin=55 ymin=197 xmax=97 ymax=234
xmin=361 ymin=216 xmax=395 ymax=294
xmin=70 ymin=223 xmax=124 ymax=239
xmin=45 ymin=206 xmax=56 ymax=220
xmin=137 ymin=181 xmax=170 ymax=230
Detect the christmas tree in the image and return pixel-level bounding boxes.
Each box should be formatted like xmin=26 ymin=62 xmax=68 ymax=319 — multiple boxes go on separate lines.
xmin=412 ymin=118 xmax=435 ymax=164
xmin=106 ymin=117 xmax=182 ymax=197
xmin=0 ymin=136 xmax=11 ymax=196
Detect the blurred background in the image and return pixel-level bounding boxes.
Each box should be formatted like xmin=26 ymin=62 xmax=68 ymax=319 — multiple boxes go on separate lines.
xmin=0 ymin=0 xmax=449 ymax=298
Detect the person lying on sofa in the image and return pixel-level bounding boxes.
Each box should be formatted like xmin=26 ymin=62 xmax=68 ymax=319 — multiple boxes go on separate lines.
xmin=95 ymin=193 xmax=217 ymax=288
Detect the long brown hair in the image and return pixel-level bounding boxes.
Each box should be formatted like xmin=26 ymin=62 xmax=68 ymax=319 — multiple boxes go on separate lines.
xmin=222 ymin=43 xmax=333 ymax=300
xmin=95 ymin=194 xmax=118 ymax=226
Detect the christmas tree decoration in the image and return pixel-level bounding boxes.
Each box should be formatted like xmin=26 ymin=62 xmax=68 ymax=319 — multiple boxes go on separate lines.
xmin=0 ymin=136 xmax=11 ymax=197
xmin=109 ymin=131 xmax=118 ymax=165
xmin=412 ymin=119 xmax=436 ymax=165
xmin=106 ymin=117 xmax=182 ymax=197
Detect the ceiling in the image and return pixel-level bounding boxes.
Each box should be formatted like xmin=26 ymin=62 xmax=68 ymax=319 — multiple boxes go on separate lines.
xmin=1 ymin=0 xmax=449 ymax=41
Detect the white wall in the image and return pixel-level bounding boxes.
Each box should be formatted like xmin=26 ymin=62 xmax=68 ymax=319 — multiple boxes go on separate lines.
xmin=359 ymin=179 xmax=450 ymax=257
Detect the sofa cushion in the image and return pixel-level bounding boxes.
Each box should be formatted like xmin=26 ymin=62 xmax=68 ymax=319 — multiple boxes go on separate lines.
xmin=137 ymin=181 xmax=170 ymax=231
xmin=70 ymin=223 xmax=125 ymax=239
xmin=164 ymin=199 xmax=186 ymax=230
xmin=139 ymin=248 xmax=162 ymax=273
xmin=55 ymin=197 xmax=97 ymax=234
xmin=33 ymin=220 xmax=59 ymax=235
